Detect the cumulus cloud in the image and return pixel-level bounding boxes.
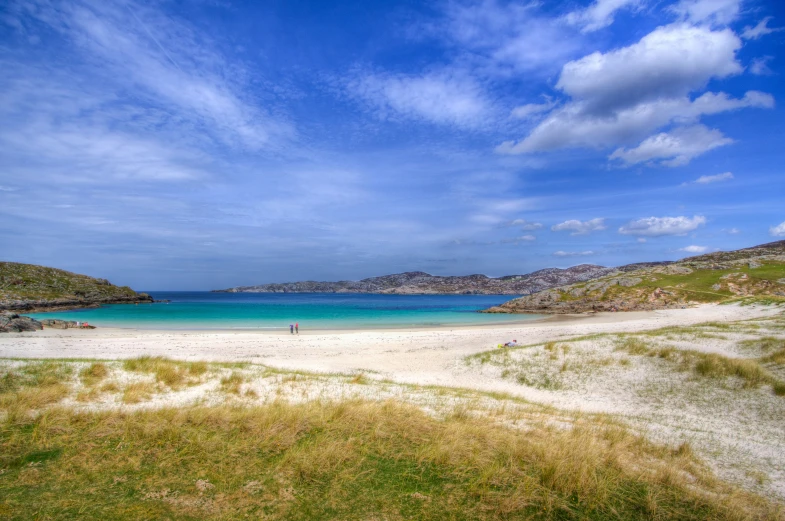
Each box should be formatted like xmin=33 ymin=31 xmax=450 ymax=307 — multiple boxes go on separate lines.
xmin=551 ymin=218 xmax=607 ymax=235
xmin=495 ymin=23 xmax=774 ymax=161
xmin=609 ymin=125 xmax=733 ymax=167
xmin=564 ymin=0 xmax=639 ymax=33
xmin=671 ymin=0 xmax=741 ymax=26
xmin=618 ymin=215 xmax=706 ymax=236
xmin=771 ymin=222 xmax=785 ymax=237
xmin=742 ymin=17 xmax=784 ymax=40
xmin=693 ymin=172 xmax=734 ymax=184
xmin=679 ymin=245 xmax=707 ymax=253
xmin=553 ymin=250 xmax=595 ymax=257
xmin=348 ymin=70 xmax=489 ymax=128
xmin=556 ymin=24 xmax=742 ymax=115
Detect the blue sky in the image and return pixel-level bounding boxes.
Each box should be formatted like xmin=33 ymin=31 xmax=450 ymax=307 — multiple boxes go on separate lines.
xmin=1 ymin=0 xmax=784 ymax=290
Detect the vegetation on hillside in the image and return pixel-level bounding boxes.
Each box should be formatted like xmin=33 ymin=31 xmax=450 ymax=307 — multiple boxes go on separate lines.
xmin=486 ymin=241 xmax=785 ymax=314
xmin=0 ymin=262 xmax=150 ymax=310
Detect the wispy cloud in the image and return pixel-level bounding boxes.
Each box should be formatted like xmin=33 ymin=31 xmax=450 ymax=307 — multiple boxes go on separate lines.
xmin=346 ymin=69 xmax=491 ymax=128
xmin=553 ymin=250 xmax=595 ymax=257
xmin=679 ymin=245 xmax=707 ymax=253
xmin=742 ymin=17 xmax=784 ymax=40
xmin=618 ymin=215 xmax=706 ymax=236
xmin=564 ymin=0 xmax=640 ymax=33
xmin=691 ymin=172 xmax=734 ymax=184
xmin=551 ymin=218 xmax=607 ymax=235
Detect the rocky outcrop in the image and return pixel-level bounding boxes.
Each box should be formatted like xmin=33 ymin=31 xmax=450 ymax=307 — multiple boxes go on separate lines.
xmin=1 ymin=261 xmax=153 ymax=312
xmin=0 ymin=312 xmax=43 ymax=332
xmin=485 ymin=240 xmax=785 ymax=314
xmin=216 ymin=265 xmax=625 ymax=295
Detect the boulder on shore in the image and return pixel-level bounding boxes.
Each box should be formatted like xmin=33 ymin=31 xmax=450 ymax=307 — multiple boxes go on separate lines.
xmin=0 ymin=311 xmax=43 ymax=332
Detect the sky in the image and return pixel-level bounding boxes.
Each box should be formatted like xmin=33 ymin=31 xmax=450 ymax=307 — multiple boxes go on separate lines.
xmin=1 ymin=0 xmax=784 ymax=290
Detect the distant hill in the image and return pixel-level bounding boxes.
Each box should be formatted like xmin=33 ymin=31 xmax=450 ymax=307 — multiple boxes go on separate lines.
xmin=214 ymin=262 xmax=673 ymax=296
xmin=484 ymin=240 xmax=785 ymax=314
xmin=0 ymin=262 xmax=153 ymax=312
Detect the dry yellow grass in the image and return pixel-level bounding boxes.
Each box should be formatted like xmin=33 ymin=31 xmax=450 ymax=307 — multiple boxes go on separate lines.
xmin=122 ymin=356 xmax=207 ymax=389
xmin=1 ymin=400 xmax=782 ymax=520
xmin=121 ymin=381 xmax=156 ymax=404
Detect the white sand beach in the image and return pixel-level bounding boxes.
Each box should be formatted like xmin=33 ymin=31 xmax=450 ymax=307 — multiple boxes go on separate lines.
xmin=0 ymin=303 xmax=777 ymax=404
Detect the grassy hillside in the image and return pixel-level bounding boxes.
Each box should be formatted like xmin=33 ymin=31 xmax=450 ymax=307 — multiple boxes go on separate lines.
xmin=487 ymin=241 xmax=785 ymax=314
xmin=0 ymin=262 xmax=150 ymax=310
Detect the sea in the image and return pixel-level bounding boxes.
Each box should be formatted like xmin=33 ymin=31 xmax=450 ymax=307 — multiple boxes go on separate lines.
xmin=28 ymin=292 xmax=540 ymax=331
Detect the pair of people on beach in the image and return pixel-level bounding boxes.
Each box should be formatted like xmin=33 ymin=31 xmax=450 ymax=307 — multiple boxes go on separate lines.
xmin=289 ymin=323 xmax=299 ymax=334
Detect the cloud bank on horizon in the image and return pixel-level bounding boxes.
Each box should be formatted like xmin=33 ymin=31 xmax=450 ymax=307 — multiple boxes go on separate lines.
xmin=0 ymin=0 xmax=783 ymax=289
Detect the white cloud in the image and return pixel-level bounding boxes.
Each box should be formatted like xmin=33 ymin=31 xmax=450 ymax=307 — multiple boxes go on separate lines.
xmin=498 ymin=91 xmax=770 ymax=155
xmin=671 ymin=0 xmax=741 ymax=26
xmin=564 ymin=0 xmax=639 ymax=33
xmin=693 ymin=172 xmax=734 ymax=184
xmin=724 ymin=228 xmax=741 ymax=234
xmin=771 ymin=222 xmax=785 ymax=237
xmin=495 ymin=23 xmax=774 ymax=161
xmin=7 ymin=0 xmax=289 ymax=150
xmin=750 ymin=57 xmax=773 ymax=76
xmin=553 ymin=250 xmax=595 ymax=257
xmin=609 ymin=125 xmax=733 ymax=167
xmin=501 ymin=235 xmax=536 ymax=243
xmin=506 ymin=219 xmax=543 ymax=230
xmin=348 ymin=70 xmax=489 ymax=128
xmin=619 ymin=215 xmax=706 ymax=236
xmin=439 ymin=1 xmax=580 ymax=75
xmin=0 ymin=185 xmax=18 ymax=191
xmin=551 ymin=218 xmax=607 ymax=235
xmin=742 ymin=17 xmax=784 ymax=40
xmin=637 ymin=238 xmax=647 ymax=243
xmin=511 ymin=98 xmax=556 ymax=119
xmin=556 ymin=24 xmax=742 ymax=115
xmin=679 ymin=245 xmax=707 ymax=253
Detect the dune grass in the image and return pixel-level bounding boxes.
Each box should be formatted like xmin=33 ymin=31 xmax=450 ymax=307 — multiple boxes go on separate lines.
xmin=123 ymin=356 xmax=208 ymax=389
xmin=0 ymin=362 xmax=72 ymax=415
xmin=614 ymin=337 xmax=785 ymax=394
xmin=1 ymin=400 xmax=782 ymax=520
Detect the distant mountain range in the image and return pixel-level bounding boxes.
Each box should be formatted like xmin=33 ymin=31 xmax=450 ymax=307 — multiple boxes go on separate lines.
xmin=213 ymin=262 xmax=673 ymax=296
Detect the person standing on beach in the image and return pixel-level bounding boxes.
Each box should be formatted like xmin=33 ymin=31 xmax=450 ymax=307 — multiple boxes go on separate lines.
xmin=295 ymin=322 xmax=299 ymax=334
xmin=289 ymin=324 xmax=294 ymax=334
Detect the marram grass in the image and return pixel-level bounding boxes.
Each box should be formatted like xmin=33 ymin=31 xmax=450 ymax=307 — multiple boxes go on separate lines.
xmin=1 ymin=400 xmax=782 ymax=520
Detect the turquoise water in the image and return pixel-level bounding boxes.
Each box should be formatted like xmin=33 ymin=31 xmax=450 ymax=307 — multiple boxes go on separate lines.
xmin=29 ymin=292 xmax=538 ymax=330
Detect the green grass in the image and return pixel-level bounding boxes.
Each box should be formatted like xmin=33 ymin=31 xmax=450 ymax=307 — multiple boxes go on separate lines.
xmin=0 ymin=261 xmax=142 ymax=302
xmin=0 ymin=401 xmax=781 ymax=520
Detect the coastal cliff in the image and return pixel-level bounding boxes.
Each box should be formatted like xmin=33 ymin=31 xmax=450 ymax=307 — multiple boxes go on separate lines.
xmin=0 ymin=262 xmax=153 ymax=312
xmin=214 ymin=264 xmax=639 ymax=295
xmin=484 ymin=240 xmax=785 ymax=314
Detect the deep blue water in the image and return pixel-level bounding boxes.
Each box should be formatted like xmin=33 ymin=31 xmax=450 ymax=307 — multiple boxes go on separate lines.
xmin=29 ymin=292 xmax=538 ymax=330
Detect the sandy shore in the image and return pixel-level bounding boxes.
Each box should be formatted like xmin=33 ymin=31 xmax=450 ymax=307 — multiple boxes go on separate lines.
xmin=0 ymin=303 xmax=777 ymax=404
xmin=4 ymin=302 xmax=785 ymax=499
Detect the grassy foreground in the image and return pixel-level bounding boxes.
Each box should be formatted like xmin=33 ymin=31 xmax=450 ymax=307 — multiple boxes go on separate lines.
xmin=1 ymin=399 xmax=783 ymax=520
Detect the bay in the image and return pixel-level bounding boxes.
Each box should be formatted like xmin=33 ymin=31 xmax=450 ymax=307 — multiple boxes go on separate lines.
xmin=29 ymin=292 xmax=539 ymax=330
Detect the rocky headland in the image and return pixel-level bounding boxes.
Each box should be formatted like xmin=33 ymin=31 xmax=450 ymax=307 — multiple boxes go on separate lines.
xmin=484 ymin=240 xmax=785 ymax=314
xmin=0 ymin=261 xmax=153 ymax=312
xmin=214 ymin=263 xmax=672 ymax=296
